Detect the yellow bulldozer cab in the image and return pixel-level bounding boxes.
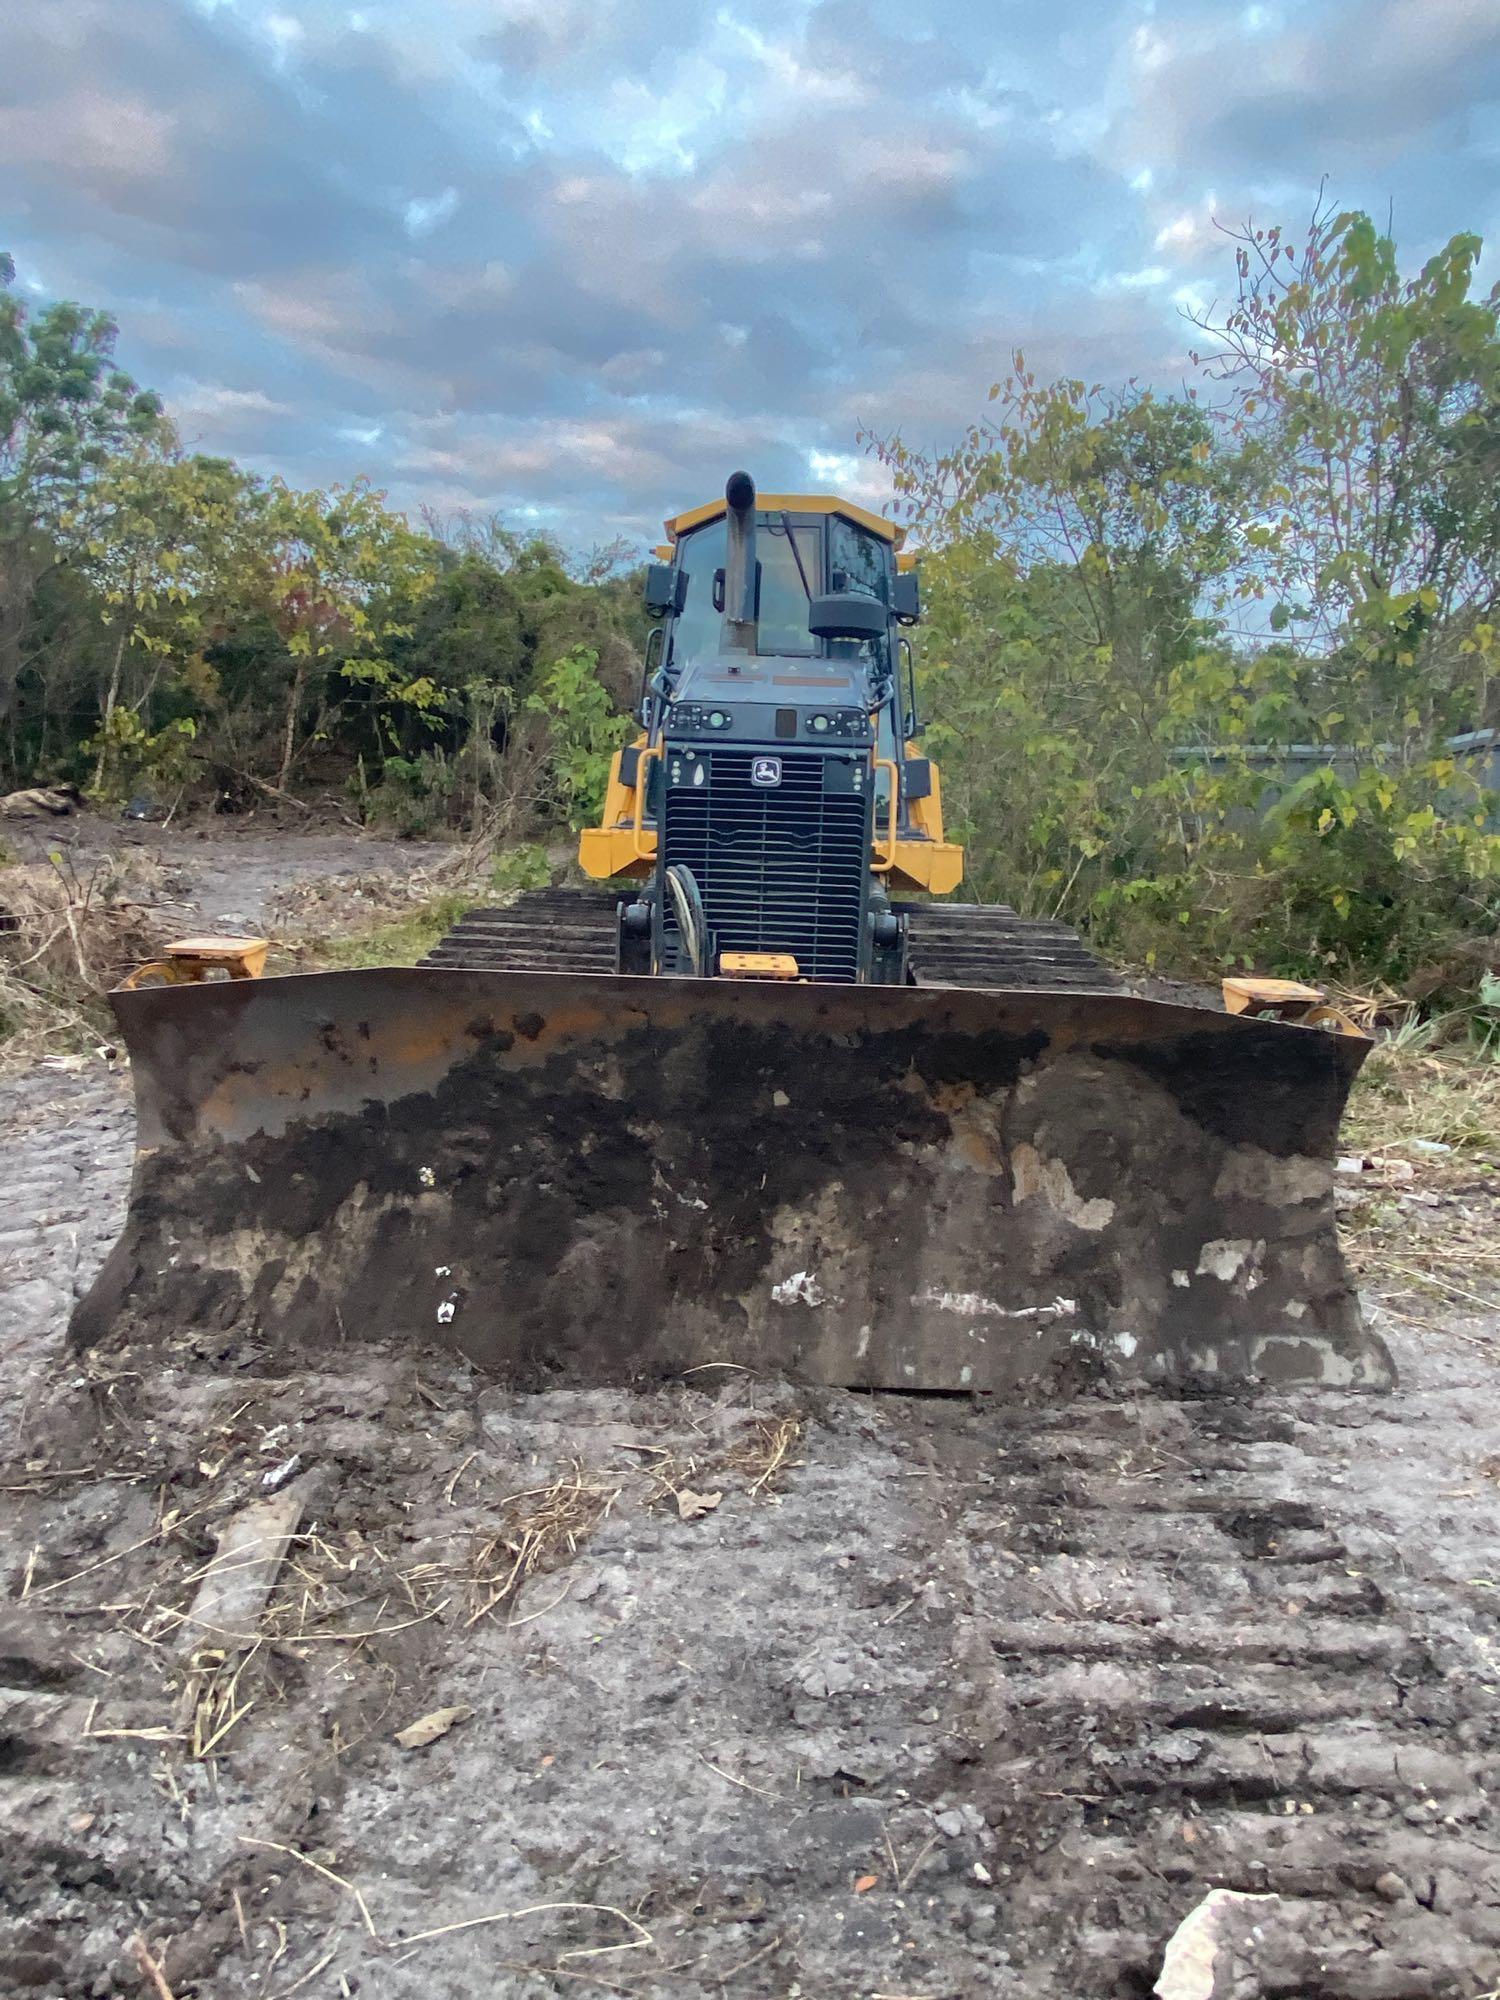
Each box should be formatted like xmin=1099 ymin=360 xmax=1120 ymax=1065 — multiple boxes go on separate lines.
xmin=578 ymin=492 xmax=963 ymax=897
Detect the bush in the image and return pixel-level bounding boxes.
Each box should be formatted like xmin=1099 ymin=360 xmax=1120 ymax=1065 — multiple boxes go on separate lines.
xmin=490 ymin=843 xmax=551 ymax=894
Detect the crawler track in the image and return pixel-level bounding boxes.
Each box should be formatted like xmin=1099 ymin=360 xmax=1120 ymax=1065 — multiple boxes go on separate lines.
xmin=423 ymin=887 xmax=1125 ymax=991
xmin=422 ymin=886 xmax=620 ymax=974
xmin=897 ymin=898 xmax=1124 ymax=992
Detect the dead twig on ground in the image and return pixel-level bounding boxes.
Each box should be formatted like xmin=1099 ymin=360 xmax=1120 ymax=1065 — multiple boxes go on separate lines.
xmin=699 ymin=1753 xmax=786 ymax=1803
xmin=239 ymin=1837 xmax=379 ymax=1939
xmin=266 ymin=1942 xmax=338 ymax=1999
xmin=400 ymin=1899 xmax=654 ymax=1962
xmin=240 ymin=1838 xmax=653 ymax=1967
xmin=128 ymin=1933 xmax=177 ymax=2000
xmin=31 ymin=1498 xmax=216 ymax=1598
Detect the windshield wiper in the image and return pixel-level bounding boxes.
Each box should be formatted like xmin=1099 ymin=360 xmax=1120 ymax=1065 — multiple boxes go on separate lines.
xmin=780 ymin=511 xmax=813 ymax=600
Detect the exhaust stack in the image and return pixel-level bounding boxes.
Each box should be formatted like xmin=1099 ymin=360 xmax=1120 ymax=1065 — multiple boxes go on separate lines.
xmin=721 ymin=469 xmax=757 ymax=654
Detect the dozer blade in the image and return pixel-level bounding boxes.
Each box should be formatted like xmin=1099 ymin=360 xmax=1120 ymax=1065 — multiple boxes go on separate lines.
xmin=72 ymin=969 xmax=1392 ymax=1394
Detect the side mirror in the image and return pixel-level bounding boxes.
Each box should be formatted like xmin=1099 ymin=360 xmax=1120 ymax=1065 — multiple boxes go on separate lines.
xmin=643 ymin=562 xmax=687 ymax=618
xmin=808 ymin=592 xmax=888 ymax=642
xmin=893 ymin=571 xmax=920 ymax=625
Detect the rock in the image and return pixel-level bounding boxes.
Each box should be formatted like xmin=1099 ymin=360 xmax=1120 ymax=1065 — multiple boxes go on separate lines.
xmin=1373 ymin=1870 xmax=1411 ymax=1904
xmin=795 ymin=1654 xmax=855 ymax=1699
xmin=1151 ymin=1731 xmax=1207 ymax=1767
xmin=934 ymin=1809 xmax=966 ymax=1838
xmin=1154 ymin=1889 xmax=1286 ymax=2000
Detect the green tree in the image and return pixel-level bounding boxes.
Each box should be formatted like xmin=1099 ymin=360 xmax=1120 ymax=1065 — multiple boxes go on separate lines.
xmin=526 ymin=644 xmax=631 ymax=828
xmin=868 ymin=378 xmax=1244 ymax=920
xmin=72 ymin=448 xmax=250 ymax=789
xmin=252 ymin=479 xmax=438 ymax=788
xmin=1192 ymin=200 xmax=1500 ymax=742
xmin=0 ymin=254 xmax=166 ymax=736
xmin=868 ymin=210 xmax=1500 ymax=991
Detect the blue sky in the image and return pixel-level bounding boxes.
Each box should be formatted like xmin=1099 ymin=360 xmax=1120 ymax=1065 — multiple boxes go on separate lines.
xmin=3 ymin=0 xmax=1498 ymax=549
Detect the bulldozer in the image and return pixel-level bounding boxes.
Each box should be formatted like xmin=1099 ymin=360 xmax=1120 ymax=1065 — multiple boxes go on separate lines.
xmin=73 ymin=475 xmax=1392 ymax=1393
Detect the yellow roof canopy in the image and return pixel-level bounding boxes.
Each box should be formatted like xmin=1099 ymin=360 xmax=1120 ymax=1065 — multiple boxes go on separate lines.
xmin=662 ymin=492 xmax=905 ymax=550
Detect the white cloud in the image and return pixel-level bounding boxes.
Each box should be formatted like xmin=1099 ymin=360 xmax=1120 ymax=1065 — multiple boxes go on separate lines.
xmin=173 ymin=381 xmax=293 ymax=419
xmin=262 ymin=10 xmax=305 ymax=64
xmin=10 ymin=0 xmax=1498 ymax=551
xmin=600 ymin=57 xmax=729 ymax=175
xmin=718 ymin=14 xmax=869 ymax=109
xmin=806 ymin=449 xmax=894 ymax=513
xmin=1153 ymin=199 xmax=1220 ymax=261
xmin=403 ymin=187 xmax=460 ymax=237
xmin=168 ymin=378 xmax=297 ymax=446
xmin=1129 ymin=23 xmax=1172 ymax=71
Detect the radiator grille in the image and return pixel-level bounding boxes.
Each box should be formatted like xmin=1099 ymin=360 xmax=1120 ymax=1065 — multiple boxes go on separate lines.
xmin=662 ymin=750 xmax=871 ymax=982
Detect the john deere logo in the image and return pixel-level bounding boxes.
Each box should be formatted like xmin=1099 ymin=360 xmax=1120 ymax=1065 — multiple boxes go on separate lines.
xmin=751 ymin=756 xmax=782 ymax=787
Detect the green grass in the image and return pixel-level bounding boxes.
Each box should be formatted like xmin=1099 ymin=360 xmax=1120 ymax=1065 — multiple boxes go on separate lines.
xmin=298 ymin=891 xmax=473 ymax=971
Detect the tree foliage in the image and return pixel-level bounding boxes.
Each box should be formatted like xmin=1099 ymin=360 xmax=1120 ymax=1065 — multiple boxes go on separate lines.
xmin=0 ymin=255 xmax=643 ymax=834
xmin=1 ymin=253 xmax=167 ymax=730
xmin=868 ymin=203 xmax=1500 ymax=997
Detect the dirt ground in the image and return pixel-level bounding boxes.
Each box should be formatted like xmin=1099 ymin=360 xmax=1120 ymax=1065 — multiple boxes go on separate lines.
xmin=2 ymin=808 xmax=460 ymax=941
xmin=2 ymin=828 xmax=1499 ymax=2000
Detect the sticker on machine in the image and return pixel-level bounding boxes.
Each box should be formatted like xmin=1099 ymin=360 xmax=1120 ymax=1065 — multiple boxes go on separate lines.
xmin=751 ymin=756 xmax=782 ymax=787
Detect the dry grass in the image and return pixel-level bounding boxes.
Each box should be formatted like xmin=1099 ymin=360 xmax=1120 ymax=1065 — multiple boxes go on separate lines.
xmin=0 ymin=849 xmax=183 ymax=1060
xmin=1340 ymin=1033 xmax=1500 ymax=1318
xmin=724 ymin=1415 xmax=805 ymax=1497
xmin=267 ymin=860 xmax=478 ymax=970
xmin=182 ymin=1640 xmax=263 ymax=1759
xmin=1345 ymin=1034 xmax=1500 ymax=1158
xmin=267 ymin=848 xmax=501 ymax=972
xmin=464 ymin=1462 xmax=623 ymax=1626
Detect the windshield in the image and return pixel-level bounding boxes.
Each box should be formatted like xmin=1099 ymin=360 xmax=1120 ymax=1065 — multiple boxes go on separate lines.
xmin=757 ymin=519 xmax=819 ymax=655
xmin=667 ymin=510 xmax=893 ymax=666
xmin=668 ymin=512 xmax=820 ymax=662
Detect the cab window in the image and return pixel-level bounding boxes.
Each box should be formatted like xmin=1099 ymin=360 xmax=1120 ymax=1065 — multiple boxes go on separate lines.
xmin=830 ymin=517 xmax=890 ymax=604
xmin=757 ymin=518 xmax=819 ymax=655
xmin=668 ymin=517 xmax=727 ymax=668
xmin=669 ymin=512 xmax=819 ymax=661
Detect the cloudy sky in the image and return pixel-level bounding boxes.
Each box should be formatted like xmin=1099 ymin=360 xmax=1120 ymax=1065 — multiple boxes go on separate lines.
xmin=4 ymin=0 xmax=1498 ymax=547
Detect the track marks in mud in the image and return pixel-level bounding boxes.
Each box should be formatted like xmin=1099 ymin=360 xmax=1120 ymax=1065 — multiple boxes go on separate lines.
xmin=0 ymin=1376 xmax=1497 ymax=1999
xmin=0 ymin=1072 xmax=133 ymax=1434
xmin=2 ymin=1041 xmax=1499 ymax=2000
xmin=934 ymin=1396 xmax=1500 ymax=1997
